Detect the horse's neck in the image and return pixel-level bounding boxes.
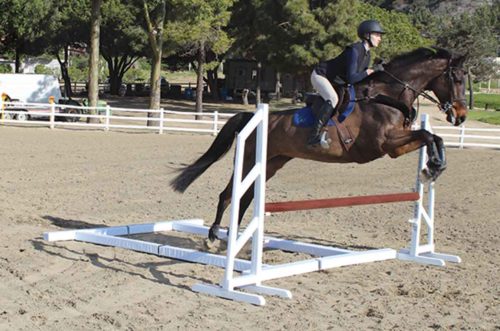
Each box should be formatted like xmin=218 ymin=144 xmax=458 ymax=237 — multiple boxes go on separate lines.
xmin=373 ymin=61 xmax=445 ymax=105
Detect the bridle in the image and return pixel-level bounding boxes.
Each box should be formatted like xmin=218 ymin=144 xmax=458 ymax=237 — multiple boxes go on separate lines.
xmin=381 ymin=62 xmax=466 ymax=122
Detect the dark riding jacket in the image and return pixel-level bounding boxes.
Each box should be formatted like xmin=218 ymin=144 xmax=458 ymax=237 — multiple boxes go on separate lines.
xmin=315 ymin=41 xmax=371 ymax=85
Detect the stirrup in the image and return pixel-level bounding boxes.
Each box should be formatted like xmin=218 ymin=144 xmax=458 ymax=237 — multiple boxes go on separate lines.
xmin=319 ymin=131 xmax=331 ymax=149
xmin=307 ymin=131 xmax=330 ymax=149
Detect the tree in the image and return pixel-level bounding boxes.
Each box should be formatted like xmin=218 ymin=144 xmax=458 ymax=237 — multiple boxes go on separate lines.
xmin=434 ymin=3 xmax=499 ymax=109
xmin=143 ymin=0 xmax=166 ymax=122
xmin=101 ymin=0 xmax=148 ymax=95
xmin=165 ymin=0 xmax=233 ymax=114
xmin=354 ymin=3 xmax=433 ymax=60
xmin=228 ymin=0 xmax=429 ymax=101
xmin=435 ymin=3 xmax=499 ymax=81
xmin=29 ymin=0 xmax=90 ymax=97
xmin=0 ymin=0 xmax=53 ymax=72
xmin=228 ymin=0 xmax=349 ymax=102
xmin=88 ymin=0 xmax=102 ymax=123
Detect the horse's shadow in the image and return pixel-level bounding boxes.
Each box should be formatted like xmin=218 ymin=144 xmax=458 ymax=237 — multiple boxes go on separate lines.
xmin=42 ymin=215 xmax=103 ymax=230
xmin=34 ymin=216 xmax=217 ymax=289
xmin=263 ymin=230 xmax=379 ymax=251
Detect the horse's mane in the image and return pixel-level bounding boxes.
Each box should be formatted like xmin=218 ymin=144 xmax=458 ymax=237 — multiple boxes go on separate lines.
xmin=364 ymin=47 xmax=453 ymax=84
xmin=385 ymin=47 xmax=452 ymax=70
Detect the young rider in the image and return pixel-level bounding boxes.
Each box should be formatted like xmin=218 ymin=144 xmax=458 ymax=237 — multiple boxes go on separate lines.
xmin=308 ymin=19 xmax=385 ymax=147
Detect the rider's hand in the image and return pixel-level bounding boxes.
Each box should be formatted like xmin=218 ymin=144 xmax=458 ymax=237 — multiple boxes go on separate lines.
xmin=373 ymin=63 xmax=385 ymax=72
xmin=367 ymin=69 xmax=374 ymax=75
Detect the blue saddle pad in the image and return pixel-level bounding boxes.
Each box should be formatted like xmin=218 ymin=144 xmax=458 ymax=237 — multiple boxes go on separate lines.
xmin=292 ymin=106 xmax=335 ymax=128
xmin=292 ymin=85 xmax=356 ymax=128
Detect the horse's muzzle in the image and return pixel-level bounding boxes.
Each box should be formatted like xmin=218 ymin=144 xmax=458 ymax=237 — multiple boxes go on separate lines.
xmin=447 ymin=102 xmax=468 ymax=126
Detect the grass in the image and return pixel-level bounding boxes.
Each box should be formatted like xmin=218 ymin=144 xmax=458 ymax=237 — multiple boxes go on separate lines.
xmin=164 ymin=70 xmax=198 ymax=84
xmin=465 ymin=93 xmax=500 ymax=125
xmin=467 ymin=110 xmax=500 ymax=125
xmin=470 ymin=93 xmax=500 ymax=111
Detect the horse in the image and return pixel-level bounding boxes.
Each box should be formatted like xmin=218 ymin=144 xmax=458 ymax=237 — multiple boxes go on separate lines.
xmin=170 ymin=47 xmax=468 ymax=241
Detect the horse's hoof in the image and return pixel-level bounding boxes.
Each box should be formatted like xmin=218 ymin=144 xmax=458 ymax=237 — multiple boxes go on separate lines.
xmin=208 ymin=225 xmax=219 ymax=242
xmin=203 ymin=237 xmax=217 ymax=250
xmin=420 ymin=168 xmax=433 ymax=183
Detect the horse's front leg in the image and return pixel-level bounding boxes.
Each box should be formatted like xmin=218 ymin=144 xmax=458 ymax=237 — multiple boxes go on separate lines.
xmin=423 ymin=134 xmax=447 ymax=181
xmin=383 ymin=129 xmax=446 ymax=181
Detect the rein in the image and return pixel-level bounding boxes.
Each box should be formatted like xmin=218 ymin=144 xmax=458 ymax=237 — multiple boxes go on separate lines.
xmin=382 ymin=69 xmax=446 ymax=110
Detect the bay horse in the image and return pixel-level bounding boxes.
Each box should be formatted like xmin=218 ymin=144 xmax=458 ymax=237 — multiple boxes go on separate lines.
xmin=170 ymin=47 xmax=468 ymax=241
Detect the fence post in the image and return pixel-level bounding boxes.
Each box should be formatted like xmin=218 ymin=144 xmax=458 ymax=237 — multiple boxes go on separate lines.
xmin=49 ymin=101 xmax=56 ymax=130
xmin=459 ymin=125 xmax=465 ymax=149
xmin=105 ymin=105 xmax=110 ymax=131
xmin=213 ymin=111 xmax=219 ymax=135
xmin=0 ymin=94 xmax=4 ymax=121
xmin=159 ymin=108 xmax=164 ymax=134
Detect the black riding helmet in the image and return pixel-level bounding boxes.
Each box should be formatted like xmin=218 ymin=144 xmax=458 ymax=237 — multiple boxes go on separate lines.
xmin=357 ymin=20 xmax=385 ymax=45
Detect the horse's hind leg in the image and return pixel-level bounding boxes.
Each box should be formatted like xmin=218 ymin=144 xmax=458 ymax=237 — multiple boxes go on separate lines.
xmin=208 ymin=155 xmax=292 ymax=241
xmin=237 ymin=155 xmax=292 ymax=224
xmin=208 ymin=177 xmax=233 ymax=241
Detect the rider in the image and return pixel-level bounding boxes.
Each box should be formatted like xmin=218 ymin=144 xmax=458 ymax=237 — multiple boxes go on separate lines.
xmin=308 ymin=19 xmax=385 ymax=147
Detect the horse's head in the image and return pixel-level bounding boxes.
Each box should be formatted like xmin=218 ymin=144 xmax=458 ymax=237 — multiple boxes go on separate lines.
xmin=375 ymin=48 xmax=469 ymax=126
xmin=425 ymin=55 xmax=468 ymax=126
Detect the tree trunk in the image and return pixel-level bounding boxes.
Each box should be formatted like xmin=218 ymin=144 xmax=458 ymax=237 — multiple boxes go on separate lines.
xmin=467 ymin=68 xmax=474 ymax=110
xmin=256 ymin=62 xmax=261 ymax=106
xmin=206 ymin=67 xmax=219 ymax=101
xmin=56 ymin=48 xmax=73 ymax=98
xmin=242 ymin=89 xmax=249 ymax=105
xmin=275 ymin=72 xmax=281 ymax=100
xmin=61 ymin=65 xmax=72 ymax=98
xmin=143 ymin=0 xmax=166 ymax=126
xmin=15 ymin=47 xmax=21 ymax=73
xmin=195 ymin=42 xmax=205 ymax=119
xmin=87 ymin=0 xmax=102 ymax=124
xmin=105 ymin=55 xmax=138 ymax=96
xmin=148 ymin=52 xmax=162 ymax=112
xmin=107 ymin=58 xmax=120 ymax=95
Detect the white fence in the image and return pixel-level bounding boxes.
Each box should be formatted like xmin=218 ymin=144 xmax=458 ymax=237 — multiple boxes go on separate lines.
xmin=0 ymin=101 xmax=232 ymax=135
xmin=432 ymin=125 xmax=500 ymax=150
xmin=1 ymin=101 xmax=499 ymax=150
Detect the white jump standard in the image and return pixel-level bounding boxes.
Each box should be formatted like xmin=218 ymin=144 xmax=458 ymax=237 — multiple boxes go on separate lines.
xmin=44 ymin=104 xmax=460 ymax=306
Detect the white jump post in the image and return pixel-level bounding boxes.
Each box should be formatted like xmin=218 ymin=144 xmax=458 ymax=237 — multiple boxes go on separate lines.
xmin=43 ymin=107 xmax=460 ymax=306
xmin=193 ymin=103 xmax=293 ymax=305
xmin=397 ymin=113 xmax=461 ymax=266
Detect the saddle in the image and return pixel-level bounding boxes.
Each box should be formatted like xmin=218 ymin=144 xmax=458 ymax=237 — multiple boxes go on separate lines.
xmin=305 ymin=85 xmax=356 ymax=150
xmin=305 ymin=85 xmax=354 ymax=122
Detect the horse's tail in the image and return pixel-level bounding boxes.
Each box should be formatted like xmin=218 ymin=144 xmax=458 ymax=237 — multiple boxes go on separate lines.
xmin=170 ymin=112 xmax=254 ymax=193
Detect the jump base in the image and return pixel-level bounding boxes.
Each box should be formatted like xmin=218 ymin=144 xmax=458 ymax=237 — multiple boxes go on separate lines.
xmin=44 ymin=219 xmax=397 ymax=305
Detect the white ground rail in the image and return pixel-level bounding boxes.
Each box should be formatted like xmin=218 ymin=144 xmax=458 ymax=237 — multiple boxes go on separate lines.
xmin=44 ymin=106 xmax=460 ymax=305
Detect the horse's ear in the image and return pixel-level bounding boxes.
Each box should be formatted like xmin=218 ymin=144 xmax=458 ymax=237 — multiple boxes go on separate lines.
xmin=451 ymin=55 xmax=466 ymax=68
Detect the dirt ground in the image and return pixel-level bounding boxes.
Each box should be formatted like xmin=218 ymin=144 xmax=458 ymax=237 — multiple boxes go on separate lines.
xmin=0 ymin=103 xmax=499 ymax=330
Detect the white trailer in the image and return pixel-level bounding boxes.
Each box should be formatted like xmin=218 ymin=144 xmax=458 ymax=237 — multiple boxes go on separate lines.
xmin=0 ymin=73 xmax=80 ymax=121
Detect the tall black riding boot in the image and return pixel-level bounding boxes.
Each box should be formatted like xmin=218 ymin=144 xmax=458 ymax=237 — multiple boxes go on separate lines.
xmin=307 ymin=100 xmax=335 ymax=147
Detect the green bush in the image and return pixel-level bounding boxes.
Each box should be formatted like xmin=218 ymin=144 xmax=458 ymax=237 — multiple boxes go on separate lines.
xmin=35 ymin=64 xmax=57 ymax=75
xmin=123 ymin=67 xmax=149 ymax=83
xmin=67 ymin=55 xmax=108 ymax=83
xmin=0 ymin=64 xmax=13 ymax=73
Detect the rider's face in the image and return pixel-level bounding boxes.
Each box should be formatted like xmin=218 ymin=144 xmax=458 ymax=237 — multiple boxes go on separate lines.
xmin=370 ymin=33 xmax=382 ymax=47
